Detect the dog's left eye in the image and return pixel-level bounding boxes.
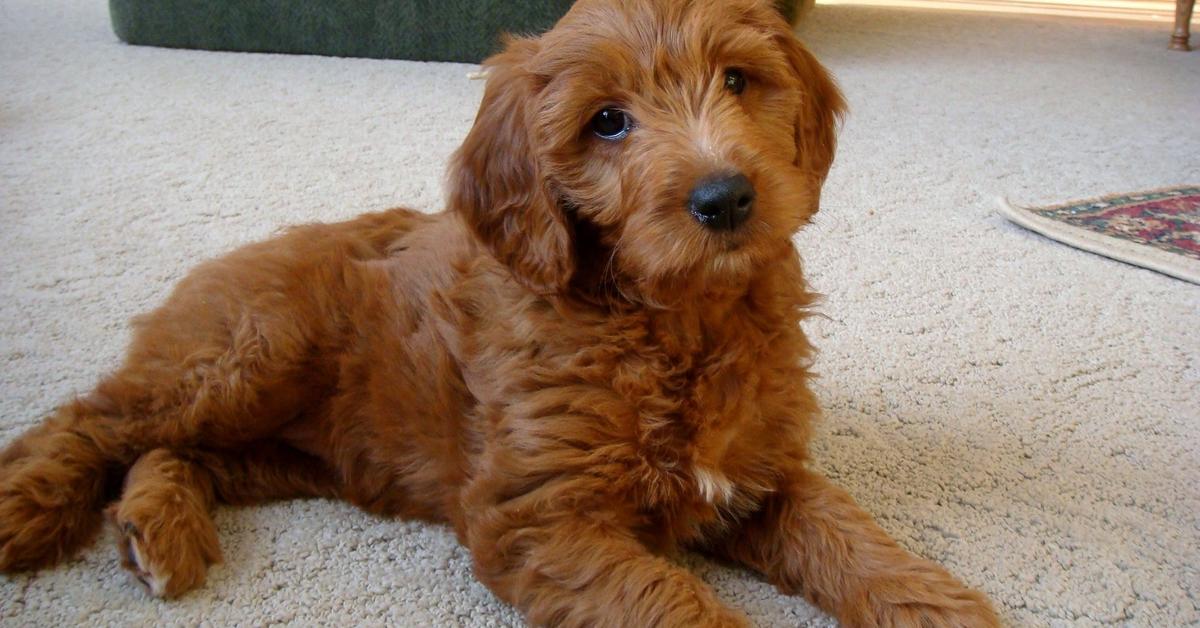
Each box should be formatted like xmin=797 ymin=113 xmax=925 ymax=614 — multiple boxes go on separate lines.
xmin=723 ymin=69 xmax=747 ymax=95
xmin=591 ymin=108 xmax=632 ymax=141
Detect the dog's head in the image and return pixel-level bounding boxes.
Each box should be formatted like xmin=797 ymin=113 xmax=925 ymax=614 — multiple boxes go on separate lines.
xmin=449 ymin=0 xmax=844 ymax=303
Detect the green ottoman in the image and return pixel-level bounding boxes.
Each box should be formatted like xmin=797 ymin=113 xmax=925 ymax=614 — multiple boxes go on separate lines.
xmin=109 ymin=0 xmax=803 ymax=64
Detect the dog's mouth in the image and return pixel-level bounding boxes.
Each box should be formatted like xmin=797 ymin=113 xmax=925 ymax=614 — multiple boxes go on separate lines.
xmin=710 ymin=214 xmax=770 ymax=250
xmin=696 ymin=219 xmax=778 ymax=280
xmin=717 ymin=230 xmax=751 ymax=252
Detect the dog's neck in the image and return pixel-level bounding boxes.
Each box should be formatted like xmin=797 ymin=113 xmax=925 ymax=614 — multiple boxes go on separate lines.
xmin=562 ymin=250 xmax=812 ymax=364
xmin=651 ymin=262 xmax=809 ymax=349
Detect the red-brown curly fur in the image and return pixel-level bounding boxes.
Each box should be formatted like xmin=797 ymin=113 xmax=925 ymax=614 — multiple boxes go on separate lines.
xmin=0 ymin=1 xmax=999 ymax=625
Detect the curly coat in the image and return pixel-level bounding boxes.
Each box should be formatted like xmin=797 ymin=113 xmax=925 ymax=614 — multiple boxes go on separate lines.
xmin=0 ymin=0 xmax=999 ymax=625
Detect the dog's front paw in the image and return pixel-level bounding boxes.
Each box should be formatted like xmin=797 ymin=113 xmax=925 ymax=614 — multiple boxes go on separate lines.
xmin=651 ymin=604 xmax=748 ymax=628
xmin=869 ymin=589 xmax=999 ymax=628
xmin=700 ymin=607 xmax=752 ymax=628
xmin=848 ymin=568 xmax=1000 ymax=628
xmin=107 ymin=497 xmax=221 ymax=598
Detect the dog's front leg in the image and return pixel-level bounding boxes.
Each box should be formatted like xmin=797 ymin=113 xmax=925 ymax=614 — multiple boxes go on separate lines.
xmin=464 ymin=503 xmax=746 ymax=627
xmin=714 ymin=467 xmax=1000 ymax=627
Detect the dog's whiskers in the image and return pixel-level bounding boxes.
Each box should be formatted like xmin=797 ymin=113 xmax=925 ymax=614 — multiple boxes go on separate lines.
xmin=603 ymin=234 xmax=641 ymax=305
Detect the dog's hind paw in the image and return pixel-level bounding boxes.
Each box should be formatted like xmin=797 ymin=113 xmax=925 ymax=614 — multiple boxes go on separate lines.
xmin=120 ymin=521 xmax=173 ymax=597
xmin=108 ymin=498 xmax=221 ymax=598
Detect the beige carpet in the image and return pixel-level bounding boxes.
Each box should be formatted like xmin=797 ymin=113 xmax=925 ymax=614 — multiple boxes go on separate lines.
xmin=1 ymin=1 xmax=1198 ymax=625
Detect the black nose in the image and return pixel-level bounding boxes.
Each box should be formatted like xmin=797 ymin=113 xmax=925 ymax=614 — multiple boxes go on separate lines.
xmin=688 ymin=173 xmax=755 ymax=231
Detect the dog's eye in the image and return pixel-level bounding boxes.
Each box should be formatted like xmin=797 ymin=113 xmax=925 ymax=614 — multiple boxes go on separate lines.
xmin=723 ymin=69 xmax=747 ymax=95
xmin=591 ymin=108 xmax=631 ymax=140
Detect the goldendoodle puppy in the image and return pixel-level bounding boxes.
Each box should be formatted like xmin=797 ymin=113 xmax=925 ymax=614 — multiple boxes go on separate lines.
xmin=0 ymin=0 xmax=999 ymax=625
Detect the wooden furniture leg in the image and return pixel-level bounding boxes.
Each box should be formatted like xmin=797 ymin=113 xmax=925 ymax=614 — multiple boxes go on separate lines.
xmin=1171 ymin=0 xmax=1195 ymax=51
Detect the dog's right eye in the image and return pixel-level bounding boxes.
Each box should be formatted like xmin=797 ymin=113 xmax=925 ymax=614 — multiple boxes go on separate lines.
xmin=591 ymin=108 xmax=631 ymax=140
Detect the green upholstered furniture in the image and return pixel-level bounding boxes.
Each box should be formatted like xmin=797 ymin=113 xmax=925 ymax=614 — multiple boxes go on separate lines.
xmin=109 ymin=0 xmax=803 ymax=63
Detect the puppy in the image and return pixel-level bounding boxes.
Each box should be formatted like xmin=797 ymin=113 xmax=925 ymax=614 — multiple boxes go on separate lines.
xmin=0 ymin=0 xmax=1000 ymax=625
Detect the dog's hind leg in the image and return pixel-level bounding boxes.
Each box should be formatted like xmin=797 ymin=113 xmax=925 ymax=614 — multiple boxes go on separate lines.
xmin=0 ymin=309 xmax=329 ymax=572
xmin=0 ymin=235 xmax=347 ymax=572
xmin=107 ymin=443 xmax=339 ymax=598
xmin=0 ymin=209 xmax=418 ymax=573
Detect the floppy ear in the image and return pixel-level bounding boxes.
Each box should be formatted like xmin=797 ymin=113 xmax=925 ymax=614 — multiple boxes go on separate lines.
xmin=448 ymin=37 xmax=574 ymax=294
xmin=777 ymin=32 xmax=846 ymax=184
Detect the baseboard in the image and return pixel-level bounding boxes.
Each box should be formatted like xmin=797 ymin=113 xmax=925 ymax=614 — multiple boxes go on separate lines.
xmin=817 ymin=0 xmax=1194 ymax=24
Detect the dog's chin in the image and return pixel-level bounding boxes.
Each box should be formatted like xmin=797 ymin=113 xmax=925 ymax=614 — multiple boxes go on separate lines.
xmin=695 ymin=225 xmax=787 ymax=288
xmin=610 ymin=210 xmax=792 ymax=305
xmin=703 ymin=249 xmax=756 ymax=282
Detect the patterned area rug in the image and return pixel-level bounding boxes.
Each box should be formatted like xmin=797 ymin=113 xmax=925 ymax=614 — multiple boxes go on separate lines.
xmin=998 ymin=186 xmax=1200 ymax=284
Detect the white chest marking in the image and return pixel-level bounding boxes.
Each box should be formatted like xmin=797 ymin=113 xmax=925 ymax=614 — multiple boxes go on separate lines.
xmin=694 ymin=466 xmax=735 ymax=504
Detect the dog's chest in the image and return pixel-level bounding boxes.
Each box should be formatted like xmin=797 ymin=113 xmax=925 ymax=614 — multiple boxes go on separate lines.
xmin=449 ymin=271 xmax=813 ymax=539
xmin=608 ymin=328 xmax=782 ymax=536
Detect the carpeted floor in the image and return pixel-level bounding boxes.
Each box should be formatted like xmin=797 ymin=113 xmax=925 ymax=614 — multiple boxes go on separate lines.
xmin=1 ymin=1 xmax=1197 ymax=625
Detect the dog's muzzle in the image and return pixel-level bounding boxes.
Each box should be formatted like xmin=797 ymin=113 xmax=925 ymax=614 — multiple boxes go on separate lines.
xmin=688 ymin=173 xmax=755 ymax=231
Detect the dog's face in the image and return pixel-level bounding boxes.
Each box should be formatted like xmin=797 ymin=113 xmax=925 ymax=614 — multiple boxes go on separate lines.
xmin=450 ymin=0 xmax=844 ymax=301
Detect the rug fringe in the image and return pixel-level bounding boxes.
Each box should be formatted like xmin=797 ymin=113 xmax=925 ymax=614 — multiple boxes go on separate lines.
xmin=995 ymin=193 xmax=1200 ymax=285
